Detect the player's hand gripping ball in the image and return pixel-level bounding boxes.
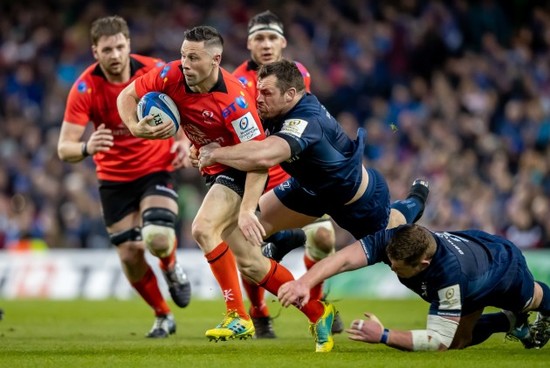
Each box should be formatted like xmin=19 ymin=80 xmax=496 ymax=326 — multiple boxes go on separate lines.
xmin=137 ymin=92 xmax=180 ymax=136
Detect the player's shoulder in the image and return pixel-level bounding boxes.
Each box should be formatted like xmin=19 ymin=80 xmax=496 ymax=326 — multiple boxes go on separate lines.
xmin=293 ymin=60 xmax=310 ymax=73
xmin=232 ymin=60 xmax=250 ymax=75
xmin=69 ymin=63 xmax=98 ymax=95
xmin=221 ymin=68 xmax=249 ymax=96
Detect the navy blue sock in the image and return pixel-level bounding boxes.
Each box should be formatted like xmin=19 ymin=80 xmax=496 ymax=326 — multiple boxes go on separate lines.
xmin=390 ymin=197 xmax=422 ymax=224
xmin=537 ymin=281 xmax=550 ymax=315
xmin=264 ymin=229 xmax=306 ymax=262
xmin=470 ymin=312 xmax=511 ymax=346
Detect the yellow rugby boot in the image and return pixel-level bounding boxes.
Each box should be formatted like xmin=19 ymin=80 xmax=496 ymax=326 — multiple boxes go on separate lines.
xmin=309 ymin=302 xmax=336 ymax=352
xmin=205 ymin=311 xmax=255 ymax=342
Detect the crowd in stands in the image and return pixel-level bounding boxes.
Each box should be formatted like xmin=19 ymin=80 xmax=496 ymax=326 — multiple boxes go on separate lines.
xmin=1 ymin=0 xmax=550 ymax=250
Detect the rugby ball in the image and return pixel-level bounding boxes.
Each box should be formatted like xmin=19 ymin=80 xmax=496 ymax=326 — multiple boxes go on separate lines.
xmin=137 ymin=92 xmax=180 ymax=135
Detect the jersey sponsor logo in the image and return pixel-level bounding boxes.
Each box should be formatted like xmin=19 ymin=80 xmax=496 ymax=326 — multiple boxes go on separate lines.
xmin=77 ymin=80 xmax=89 ymax=94
xmin=231 ymin=112 xmax=261 ymax=142
xmin=437 ymin=284 xmax=461 ymax=311
xmin=235 ymin=95 xmax=248 ymax=109
xmin=237 ymin=76 xmax=248 ymax=87
xmin=202 ymin=109 xmax=214 ymax=124
xmin=222 ymin=93 xmax=250 ymax=118
xmin=281 ymin=119 xmax=308 ymax=138
xmin=160 ymin=64 xmax=171 ymax=78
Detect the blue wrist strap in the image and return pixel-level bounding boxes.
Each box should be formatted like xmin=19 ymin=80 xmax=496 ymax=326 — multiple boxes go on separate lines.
xmin=380 ymin=328 xmax=390 ymax=344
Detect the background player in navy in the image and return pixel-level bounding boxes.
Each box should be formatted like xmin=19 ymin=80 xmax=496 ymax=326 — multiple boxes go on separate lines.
xmin=279 ymin=224 xmax=550 ymax=351
xmin=58 ymin=16 xmax=191 ymax=338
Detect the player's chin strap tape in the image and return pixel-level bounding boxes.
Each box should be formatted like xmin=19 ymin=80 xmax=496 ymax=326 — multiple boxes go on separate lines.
xmin=109 ymin=227 xmax=142 ymax=246
xmin=142 ymin=207 xmax=177 ymax=227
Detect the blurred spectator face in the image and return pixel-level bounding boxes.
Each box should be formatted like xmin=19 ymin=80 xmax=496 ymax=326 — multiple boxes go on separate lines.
xmin=92 ymin=33 xmax=130 ymax=79
xmin=247 ymin=31 xmax=287 ymax=65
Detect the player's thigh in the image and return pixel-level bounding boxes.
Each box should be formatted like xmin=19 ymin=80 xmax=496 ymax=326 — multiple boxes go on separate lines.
xmin=259 ymin=190 xmax=318 ymax=235
xmin=140 ymin=194 xmax=179 ymax=214
xmin=450 ymin=309 xmax=483 ymax=349
xmin=194 ymin=183 xmax=240 ymax=235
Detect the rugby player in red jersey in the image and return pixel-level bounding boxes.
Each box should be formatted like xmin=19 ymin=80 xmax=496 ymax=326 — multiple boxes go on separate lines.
xmin=118 ymin=26 xmax=338 ymax=350
xmin=57 ymin=16 xmax=191 ymax=338
xmin=233 ymin=11 xmax=342 ymax=338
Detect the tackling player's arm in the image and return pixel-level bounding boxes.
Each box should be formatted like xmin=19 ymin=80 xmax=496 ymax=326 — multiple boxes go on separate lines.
xmin=279 ymin=229 xmax=396 ymax=307
xmin=117 ymin=80 xmax=175 ymax=140
xmin=198 ymin=134 xmax=291 ymax=171
xmin=278 ymin=240 xmax=367 ymax=307
xmin=347 ymin=287 xmax=461 ymax=352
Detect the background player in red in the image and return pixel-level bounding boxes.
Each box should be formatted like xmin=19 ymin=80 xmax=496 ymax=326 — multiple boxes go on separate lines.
xmin=233 ymin=10 xmax=342 ymax=338
xmin=57 ymin=16 xmax=191 ymax=338
xmin=118 ymin=26 xmax=337 ymax=352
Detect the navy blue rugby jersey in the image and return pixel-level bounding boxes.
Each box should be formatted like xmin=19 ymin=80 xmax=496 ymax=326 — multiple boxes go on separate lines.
xmin=265 ymin=93 xmax=364 ymax=204
xmin=360 ymin=228 xmax=521 ymax=317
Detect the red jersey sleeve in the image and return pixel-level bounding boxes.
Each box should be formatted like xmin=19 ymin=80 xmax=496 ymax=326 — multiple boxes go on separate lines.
xmin=63 ymin=69 xmax=95 ymax=125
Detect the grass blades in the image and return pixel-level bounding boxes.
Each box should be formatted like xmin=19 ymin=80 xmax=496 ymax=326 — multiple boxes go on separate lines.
xmin=0 ymin=298 xmax=548 ymax=368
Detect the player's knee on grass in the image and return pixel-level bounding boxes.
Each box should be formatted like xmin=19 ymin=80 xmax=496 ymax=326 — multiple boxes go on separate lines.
xmin=141 ymin=207 xmax=177 ymax=258
xmin=304 ymin=220 xmax=335 ymax=261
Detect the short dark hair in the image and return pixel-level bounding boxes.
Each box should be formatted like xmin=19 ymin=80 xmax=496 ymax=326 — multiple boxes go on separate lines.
xmin=248 ymin=10 xmax=284 ymax=34
xmin=386 ymin=225 xmax=433 ymax=266
xmin=90 ymin=16 xmax=129 ymax=45
xmin=183 ymin=26 xmax=224 ymax=51
xmin=258 ymin=59 xmax=305 ymax=94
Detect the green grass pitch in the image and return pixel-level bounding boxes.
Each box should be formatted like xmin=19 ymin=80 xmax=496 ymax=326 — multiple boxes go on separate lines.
xmin=0 ymin=298 xmax=548 ymax=367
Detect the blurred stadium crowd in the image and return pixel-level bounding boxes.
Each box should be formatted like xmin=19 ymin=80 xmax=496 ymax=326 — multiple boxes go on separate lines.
xmin=1 ymin=0 xmax=550 ymax=250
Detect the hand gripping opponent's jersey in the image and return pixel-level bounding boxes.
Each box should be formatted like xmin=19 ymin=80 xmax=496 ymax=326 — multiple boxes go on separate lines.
xmin=134 ymin=62 xmax=265 ymax=176
xmin=267 ymin=93 xmax=365 ymax=205
xmin=63 ymin=55 xmax=173 ymax=182
xmin=360 ymin=227 xmax=529 ymax=317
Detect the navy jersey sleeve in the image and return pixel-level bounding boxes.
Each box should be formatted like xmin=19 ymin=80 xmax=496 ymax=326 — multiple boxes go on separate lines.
xmin=273 ymin=116 xmax=321 ymax=157
xmin=358 ymin=228 xmax=399 ymax=266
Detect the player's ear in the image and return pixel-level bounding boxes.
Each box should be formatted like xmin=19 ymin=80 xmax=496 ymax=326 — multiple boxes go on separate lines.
xmin=285 ymin=88 xmax=295 ymax=102
xmin=91 ymin=45 xmax=99 ymax=61
xmin=281 ymin=37 xmax=287 ymax=49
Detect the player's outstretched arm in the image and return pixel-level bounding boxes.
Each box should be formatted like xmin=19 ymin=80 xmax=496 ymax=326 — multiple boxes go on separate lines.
xmin=347 ymin=313 xmax=459 ymax=352
xmin=278 ymin=241 xmax=367 ymax=307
